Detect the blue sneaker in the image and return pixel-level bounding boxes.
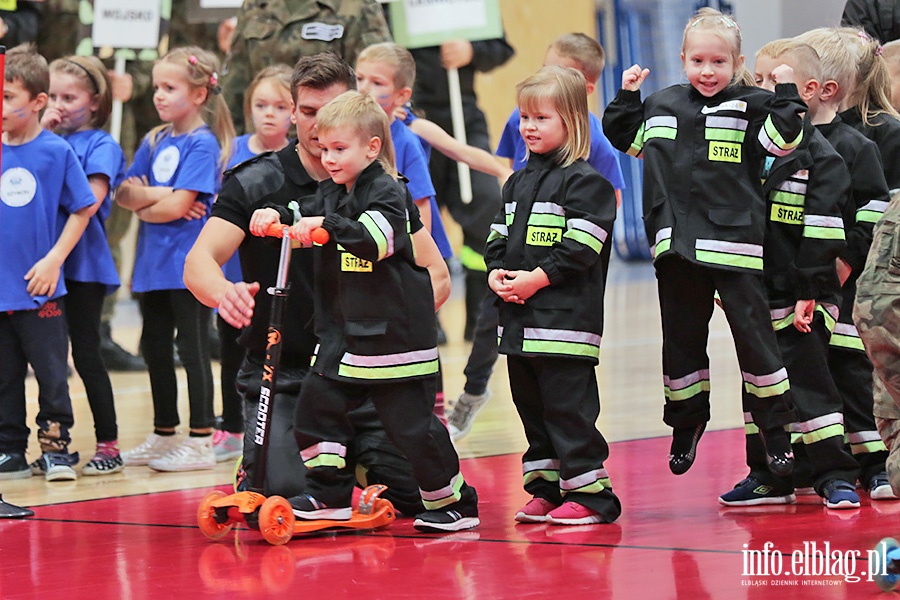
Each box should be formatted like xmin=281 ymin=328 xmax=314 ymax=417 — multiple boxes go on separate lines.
xmin=718 ymin=477 xmax=795 ymax=506
xmin=822 ymin=479 xmax=860 ymax=510
xmin=39 ymin=452 xmax=80 ymax=482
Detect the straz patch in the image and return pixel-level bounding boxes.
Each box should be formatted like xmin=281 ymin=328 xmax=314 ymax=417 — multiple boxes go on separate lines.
xmin=709 ymin=141 xmax=741 ymax=163
xmin=526 ymin=226 xmax=562 ymax=246
xmin=341 ymin=253 xmax=373 ymax=272
xmin=770 ymin=204 xmax=804 ymax=225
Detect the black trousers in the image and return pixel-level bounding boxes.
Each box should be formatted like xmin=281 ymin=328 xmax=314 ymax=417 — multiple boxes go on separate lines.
xmin=656 ymin=256 xmax=796 ymax=430
xmin=139 ymin=289 xmax=214 ymax=430
xmin=507 ymin=354 xmax=621 ymax=521
xmin=66 ymin=280 xmax=117 ymax=442
xmin=0 ymin=301 xmax=73 ymax=454
xmin=217 ymin=314 xmax=245 ymax=433
xmin=745 ymin=315 xmax=859 ymax=491
xmin=463 ymin=291 xmax=500 ymax=395
xmin=294 ymin=373 xmax=475 ymax=512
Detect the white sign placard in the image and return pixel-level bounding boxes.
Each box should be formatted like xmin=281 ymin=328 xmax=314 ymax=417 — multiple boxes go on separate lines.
xmin=199 ymin=0 xmax=242 ymax=8
xmin=404 ymin=0 xmax=487 ymax=35
xmin=92 ymin=0 xmax=161 ymax=50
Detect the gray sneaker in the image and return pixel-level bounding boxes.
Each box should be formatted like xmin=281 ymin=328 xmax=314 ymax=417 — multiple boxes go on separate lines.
xmin=448 ymin=390 xmax=491 ymax=440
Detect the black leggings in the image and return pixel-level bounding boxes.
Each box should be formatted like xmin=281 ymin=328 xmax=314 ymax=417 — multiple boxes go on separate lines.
xmin=66 ymin=280 xmax=117 ymax=442
xmin=217 ymin=314 xmax=245 ymax=433
xmin=139 ymin=289 xmax=214 ymax=431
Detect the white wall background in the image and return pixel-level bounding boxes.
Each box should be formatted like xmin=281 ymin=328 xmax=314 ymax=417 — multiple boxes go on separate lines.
xmin=732 ymin=0 xmax=847 ymax=62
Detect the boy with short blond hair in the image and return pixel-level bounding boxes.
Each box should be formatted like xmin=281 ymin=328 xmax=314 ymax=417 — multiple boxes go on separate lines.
xmin=0 ymin=45 xmax=95 ymax=481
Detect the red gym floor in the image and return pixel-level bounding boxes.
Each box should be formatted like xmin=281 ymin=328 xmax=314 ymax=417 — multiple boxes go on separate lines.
xmin=1 ymin=429 xmax=896 ymax=599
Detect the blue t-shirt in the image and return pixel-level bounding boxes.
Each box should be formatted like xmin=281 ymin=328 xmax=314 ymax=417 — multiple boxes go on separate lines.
xmin=390 ymin=118 xmax=453 ymax=259
xmin=61 ymin=129 xmax=125 ymax=293
xmin=127 ymin=126 xmax=220 ymax=293
xmin=0 ymin=130 xmax=96 ymax=310
xmin=496 ymin=107 xmax=626 ymax=190
xmin=220 ymin=134 xmax=259 ymax=283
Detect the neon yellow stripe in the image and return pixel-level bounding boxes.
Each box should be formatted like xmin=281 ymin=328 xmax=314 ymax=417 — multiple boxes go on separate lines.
xmin=817 ymin=306 xmax=836 ymax=333
xmin=696 ymin=250 xmax=763 ymax=270
xmin=802 ymin=423 xmax=845 ymax=444
xmin=563 ymin=478 xmax=611 ymax=495
xmin=358 ymin=213 xmax=388 ymax=260
xmin=830 ymin=334 xmax=865 ymax=351
xmin=850 ymin=440 xmax=888 ymax=454
xmin=803 ymin=226 xmax=846 ymax=240
xmin=528 ymin=214 xmax=566 ymax=227
xmin=459 ymin=245 xmax=486 ymax=272
xmin=771 ymin=190 xmax=804 ymax=206
xmin=745 ymin=422 xmax=760 ymax=435
xmin=338 ymin=359 xmax=440 ymax=380
xmin=744 ymin=378 xmax=790 ymax=398
xmin=665 ymin=380 xmax=711 ymax=401
xmin=772 ymin=313 xmax=795 ymax=331
xmin=645 ymin=127 xmax=677 ymax=141
xmin=522 ymin=339 xmax=599 ymax=359
xmin=628 ymin=123 xmax=645 ymax=156
xmin=303 ymin=454 xmax=346 ymax=469
xmin=764 ymin=116 xmax=802 ymax=151
xmin=564 ymin=229 xmax=603 ymax=254
xmin=858 ymin=210 xmax=884 ymax=224
xmin=422 ymin=476 xmax=465 ymax=510
xmin=655 ymin=238 xmax=671 ymax=256
xmin=524 ymin=470 xmax=560 ymax=486
xmin=706 ymin=128 xmax=745 ymax=143
xmin=487 ymin=230 xmax=505 ymax=243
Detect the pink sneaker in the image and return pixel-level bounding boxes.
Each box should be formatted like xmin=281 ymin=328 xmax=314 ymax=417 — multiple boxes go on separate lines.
xmin=514 ymin=497 xmax=559 ymax=523
xmin=547 ymin=501 xmax=603 ymax=526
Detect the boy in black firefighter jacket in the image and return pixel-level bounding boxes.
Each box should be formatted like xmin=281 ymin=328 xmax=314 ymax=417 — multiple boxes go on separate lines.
xmin=603 ymin=8 xmax=801 ymax=478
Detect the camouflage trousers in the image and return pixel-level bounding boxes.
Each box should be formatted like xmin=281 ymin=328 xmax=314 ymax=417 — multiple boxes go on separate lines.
xmin=854 ymin=192 xmax=900 ymax=494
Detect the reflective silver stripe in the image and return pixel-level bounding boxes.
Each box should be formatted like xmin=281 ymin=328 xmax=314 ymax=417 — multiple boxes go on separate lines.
xmin=361 ymin=210 xmax=394 ymax=259
xmin=743 ymin=412 xmax=753 ymax=424
xmin=532 ymin=201 xmax=565 ymax=216
xmin=523 ymin=459 xmax=560 ymax=473
xmin=848 ymin=431 xmax=882 ymax=443
xmin=560 ymin=468 xmax=610 ymax=491
xmin=696 ymin=239 xmax=763 ymax=257
xmin=819 ymin=303 xmax=839 ymax=321
xmin=741 ymin=367 xmax=788 ymax=387
xmin=861 ymin=200 xmax=888 ymax=214
xmin=705 ymin=116 xmax=748 ymax=131
xmin=775 ymin=180 xmax=807 ymax=194
xmin=797 ymin=412 xmax=844 ymax=433
xmin=567 ymin=218 xmax=608 ymax=242
xmin=891 ymin=188 xmax=900 ymax=196
xmin=769 ymin=306 xmax=793 ymax=321
xmin=341 ymin=347 xmax=439 ymax=367
xmin=497 ymin=325 xmax=504 ymax=337
xmin=300 ymin=441 xmax=347 ymax=462
xmin=804 ymin=215 xmax=843 ymax=228
xmin=655 ymin=227 xmax=672 ymax=245
xmin=505 ymin=202 xmax=517 ymax=213
xmin=490 ymin=223 xmax=508 ymax=237
xmin=701 ymin=100 xmax=748 ymax=113
xmin=646 ymin=116 xmax=677 ymax=129
xmin=420 ymin=473 xmax=463 ymax=502
xmin=833 ymin=323 xmax=859 ymax=338
xmin=523 ymin=327 xmax=602 ymax=347
xmin=664 ymin=369 xmax=711 ymax=390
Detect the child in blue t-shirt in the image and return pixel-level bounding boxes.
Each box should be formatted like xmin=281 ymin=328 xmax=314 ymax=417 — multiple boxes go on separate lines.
xmin=0 ymin=46 xmax=95 ymax=481
xmin=117 ymin=46 xmax=235 ymax=473
xmin=39 ymin=55 xmax=127 ymax=478
xmin=212 ymin=64 xmax=294 ymax=463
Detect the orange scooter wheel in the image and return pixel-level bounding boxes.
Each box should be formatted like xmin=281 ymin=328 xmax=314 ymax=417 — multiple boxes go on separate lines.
xmin=198 ymin=490 xmax=234 ymax=540
xmin=259 ymin=496 xmax=295 ymax=546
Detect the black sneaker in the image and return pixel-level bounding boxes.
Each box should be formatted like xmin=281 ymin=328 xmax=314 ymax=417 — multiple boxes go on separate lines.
xmin=287 ymin=494 xmax=351 ymax=521
xmin=100 ymin=327 xmax=146 ymax=372
xmin=414 ymin=508 xmax=480 ymax=532
xmin=759 ymin=428 xmax=794 ymax=477
xmin=718 ymin=477 xmax=795 ymax=506
xmin=668 ymin=423 xmax=706 ymax=475
xmin=39 ymin=452 xmax=80 ymax=482
xmin=0 ymin=453 xmax=31 ymax=480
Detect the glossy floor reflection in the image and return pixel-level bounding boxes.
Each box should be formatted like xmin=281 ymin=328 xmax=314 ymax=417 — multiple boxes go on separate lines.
xmin=2 ymin=430 xmax=896 ymax=599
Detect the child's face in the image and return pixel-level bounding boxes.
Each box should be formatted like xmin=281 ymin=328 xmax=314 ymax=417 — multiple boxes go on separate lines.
xmin=47 ymin=71 xmax=97 ymax=132
xmin=752 ymin=54 xmax=781 ymax=92
xmin=355 ymin=60 xmax=409 ymax=114
xmin=3 ymin=78 xmax=44 ymax=136
xmin=318 ymin=125 xmax=380 ymax=190
xmin=250 ymin=79 xmax=293 ymax=139
xmin=518 ymin=98 xmax=567 ymax=156
xmin=152 ymin=62 xmax=205 ymax=127
xmin=681 ymin=30 xmax=741 ymax=97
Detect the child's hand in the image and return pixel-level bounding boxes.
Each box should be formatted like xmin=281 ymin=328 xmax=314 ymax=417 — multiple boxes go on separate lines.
xmin=393 ymin=105 xmax=409 ymax=122
xmin=108 ymin=71 xmax=133 ymax=103
xmin=793 ymin=299 xmax=815 ymax=333
xmin=836 ymin=257 xmax=852 ymax=286
xmin=771 ymin=64 xmax=795 ymax=86
xmin=40 ymin=106 xmax=62 ymax=131
xmin=249 ymin=208 xmax=282 ymax=236
xmin=123 ymin=175 xmax=149 ymax=187
xmin=218 ymin=281 xmax=260 ymax=329
xmin=24 ymin=256 xmax=62 ymax=298
xmin=290 ymin=216 xmax=325 ymax=245
xmin=622 ymin=64 xmax=650 ymax=91
xmin=488 ymin=268 xmax=516 ymax=302
xmin=183 ymin=200 xmax=208 ymax=221
xmin=440 ymin=39 xmax=474 ymax=69
xmin=504 ymin=268 xmax=550 ymax=303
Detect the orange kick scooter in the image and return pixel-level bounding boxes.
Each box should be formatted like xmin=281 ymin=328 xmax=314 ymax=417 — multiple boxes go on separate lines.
xmin=197 ymin=223 xmax=395 ymax=545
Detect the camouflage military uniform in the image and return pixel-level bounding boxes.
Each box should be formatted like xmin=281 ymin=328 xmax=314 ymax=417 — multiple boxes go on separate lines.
xmin=854 ymin=191 xmax=900 ymax=494
xmin=221 ymin=0 xmax=391 ymax=133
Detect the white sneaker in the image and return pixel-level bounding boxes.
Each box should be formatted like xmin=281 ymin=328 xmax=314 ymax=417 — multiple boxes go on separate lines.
xmin=212 ymin=430 xmax=243 ymax=463
xmin=448 ymin=390 xmax=491 ymax=440
xmin=148 ymin=437 xmax=216 ymax=472
xmin=122 ymin=433 xmax=182 ymax=466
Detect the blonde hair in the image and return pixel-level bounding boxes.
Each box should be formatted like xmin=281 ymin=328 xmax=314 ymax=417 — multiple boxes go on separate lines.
xmin=516 ymin=66 xmax=590 ymax=168
xmin=682 ymin=8 xmax=753 ymax=88
xmin=357 ymin=42 xmax=416 ymax=90
xmin=549 ymin=33 xmax=605 ymax=84
xmin=315 ymin=91 xmax=397 ymax=177
xmin=6 ymin=44 xmax=48 ymax=98
xmin=148 ymin=46 xmax=235 ymax=170
xmin=49 ymin=55 xmax=113 ymax=128
xmin=756 ymin=39 xmax=823 ymax=84
xmin=243 ymin=64 xmax=293 ymax=131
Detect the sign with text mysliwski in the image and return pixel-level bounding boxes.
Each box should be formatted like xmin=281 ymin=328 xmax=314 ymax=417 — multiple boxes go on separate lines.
xmin=390 ymin=0 xmax=502 ymax=48
xmin=91 ymin=0 xmax=162 ymax=50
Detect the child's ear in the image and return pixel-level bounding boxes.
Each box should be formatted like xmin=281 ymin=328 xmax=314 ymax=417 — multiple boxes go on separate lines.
xmin=33 ymin=91 xmax=48 ymax=112
xmin=367 ymin=135 xmax=382 ymax=158
xmin=192 ymin=85 xmax=209 ymax=107
xmin=397 ymin=86 xmax=412 ymax=106
xmin=819 ymin=80 xmax=840 ymax=102
xmin=801 ymin=78 xmax=819 ymax=103
xmin=585 ymin=81 xmax=596 ymax=95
